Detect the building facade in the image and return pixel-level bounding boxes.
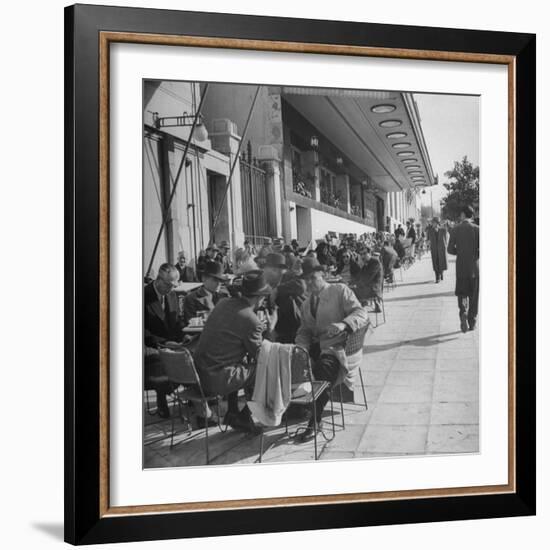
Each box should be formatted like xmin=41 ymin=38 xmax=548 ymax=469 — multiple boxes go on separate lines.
xmin=143 ymin=81 xmax=435 ymax=275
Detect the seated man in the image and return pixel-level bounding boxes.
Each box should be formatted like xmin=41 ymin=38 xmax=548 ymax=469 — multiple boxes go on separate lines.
xmin=380 ymin=240 xmax=398 ymax=283
xmin=182 ymin=260 xmax=228 ymax=325
xmin=144 ymin=263 xmax=183 ymax=418
xmin=295 ymin=258 xmax=369 ymax=441
xmin=194 ymin=271 xmax=274 ymax=433
xmin=262 ymin=252 xmax=307 ymax=344
xmin=353 ymin=247 xmax=383 ymax=313
xmin=174 ymin=250 xmax=196 ymax=283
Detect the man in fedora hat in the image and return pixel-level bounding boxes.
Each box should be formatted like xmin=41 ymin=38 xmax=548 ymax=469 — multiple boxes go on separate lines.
xmin=182 ymin=260 xmax=228 ymax=325
xmin=427 ymin=217 xmax=449 ymax=283
xmin=447 ymin=205 xmax=479 ymax=332
xmin=194 ymin=270 xmax=272 ymax=433
xmin=294 ymin=258 xmax=369 ymax=441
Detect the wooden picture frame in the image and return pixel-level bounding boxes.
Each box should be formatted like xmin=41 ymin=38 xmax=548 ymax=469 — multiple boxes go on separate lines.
xmin=65 ymin=3 xmax=536 ymax=545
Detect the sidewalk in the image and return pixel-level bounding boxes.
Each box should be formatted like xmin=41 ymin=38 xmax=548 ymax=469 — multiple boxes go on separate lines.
xmin=144 ymin=254 xmax=479 ymax=467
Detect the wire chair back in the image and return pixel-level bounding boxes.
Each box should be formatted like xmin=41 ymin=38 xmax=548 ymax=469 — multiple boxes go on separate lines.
xmin=344 ymin=321 xmax=372 ymax=356
xmin=158 ymin=347 xmax=202 ymax=388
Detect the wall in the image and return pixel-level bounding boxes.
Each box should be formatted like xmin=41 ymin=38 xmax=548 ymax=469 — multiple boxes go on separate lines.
xmin=310 ymin=208 xmax=377 ymax=241
xmin=3 ymin=2 xmax=546 ymax=550
xmin=203 ymin=84 xmax=284 ymax=161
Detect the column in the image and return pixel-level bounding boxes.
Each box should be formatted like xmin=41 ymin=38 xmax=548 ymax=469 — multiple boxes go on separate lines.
xmin=258 ymin=145 xmax=283 ymax=238
xmin=208 ymin=118 xmax=245 ymax=249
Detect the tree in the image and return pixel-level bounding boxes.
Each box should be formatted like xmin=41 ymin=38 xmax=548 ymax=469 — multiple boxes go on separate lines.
xmin=440 ymin=156 xmax=479 ymax=221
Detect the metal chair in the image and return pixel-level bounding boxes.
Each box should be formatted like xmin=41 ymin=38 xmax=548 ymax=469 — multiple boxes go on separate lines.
xmin=330 ymin=323 xmax=371 ymax=430
xmin=258 ymin=345 xmax=335 ymax=462
xmin=158 ymin=347 xmax=224 ymax=464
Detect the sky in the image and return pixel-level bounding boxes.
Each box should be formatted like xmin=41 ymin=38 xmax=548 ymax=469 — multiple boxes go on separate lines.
xmin=413 ymin=93 xmax=480 ymax=210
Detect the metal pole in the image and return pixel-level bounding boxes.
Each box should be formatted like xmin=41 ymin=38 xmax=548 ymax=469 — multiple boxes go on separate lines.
xmin=209 ymin=86 xmax=260 ymax=245
xmin=146 ymin=83 xmax=209 ymax=278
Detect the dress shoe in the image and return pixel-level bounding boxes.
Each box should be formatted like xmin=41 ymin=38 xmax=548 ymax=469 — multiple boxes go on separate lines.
xmin=224 ymin=410 xmax=261 ymax=435
xmin=295 ymin=421 xmax=321 ymax=443
xmin=468 ymin=319 xmax=477 ymax=331
xmin=157 ymin=402 xmax=170 ymax=419
xmin=460 ymin=313 xmax=469 ymax=333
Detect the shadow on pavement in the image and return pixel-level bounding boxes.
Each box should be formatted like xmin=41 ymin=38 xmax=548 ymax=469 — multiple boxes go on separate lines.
xmin=364 ymin=331 xmax=463 ymax=353
xmin=384 ymin=291 xmax=455 ymax=303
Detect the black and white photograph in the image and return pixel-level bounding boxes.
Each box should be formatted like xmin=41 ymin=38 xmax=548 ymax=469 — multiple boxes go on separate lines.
xmin=142 ymin=80 xmax=480 ymax=467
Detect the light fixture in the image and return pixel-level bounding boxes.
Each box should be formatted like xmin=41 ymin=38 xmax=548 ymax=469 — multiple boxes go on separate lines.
xmin=379 ymin=119 xmax=402 ymax=128
xmin=371 ymin=104 xmax=396 ymax=113
xmin=405 ymin=165 xmax=421 ymax=170
xmin=402 ymin=158 xmax=418 ymax=164
xmin=409 ymin=171 xmax=423 ymax=176
xmin=386 ymin=132 xmax=407 ymax=139
xmin=412 ymin=177 xmax=425 ymax=181
xmin=397 ymin=151 xmax=415 ymax=157
xmin=392 ymin=142 xmax=411 ymax=149
xmin=310 ymin=135 xmax=319 ymax=149
xmin=336 ymin=156 xmax=343 ymax=166
xmin=152 ymin=111 xmax=208 ymax=141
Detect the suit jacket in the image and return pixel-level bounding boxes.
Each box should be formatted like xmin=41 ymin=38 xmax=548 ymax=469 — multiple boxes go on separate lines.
xmin=144 ymin=282 xmax=183 ymax=347
xmin=354 ymin=258 xmax=383 ymax=299
xmin=381 ymin=245 xmax=398 ymax=274
xmin=182 ymin=285 xmax=227 ymax=324
xmin=406 ymin=226 xmax=417 ymax=244
xmin=447 ymin=219 xmax=479 ymax=279
xmin=273 ymin=274 xmax=307 ymax=343
xmin=295 ymin=283 xmax=369 ymax=355
xmin=194 ymin=297 xmax=264 ymax=391
xmin=175 ymin=264 xmax=196 ymax=283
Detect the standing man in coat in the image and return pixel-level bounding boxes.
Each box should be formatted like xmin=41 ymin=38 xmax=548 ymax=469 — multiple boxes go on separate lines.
xmin=447 ymin=205 xmax=480 ymax=332
xmin=427 ymin=217 xmax=449 ymax=283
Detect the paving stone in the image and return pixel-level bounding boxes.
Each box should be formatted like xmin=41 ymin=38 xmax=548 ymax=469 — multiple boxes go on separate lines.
xmin=321 ymin=424 xmax=365 ymax=450
xmin=378 ymin=384 xmax=433 ymax=404
xmin=392 ymin=359 xmax=436 ymax=371
xmin=430 ymin=402 xmax=479 ymax=425
xmin=369 ymin=403 xmax=431 ymax=426
xmin=385 ymin=370 xmax=435 ymax=386
xmin=433 ymin=371 xmax=479 ymax=402
xmin=427 ymin=425 xmax=479 ymax=453
xmin=357 ymin=425 xmax=429 ymax=454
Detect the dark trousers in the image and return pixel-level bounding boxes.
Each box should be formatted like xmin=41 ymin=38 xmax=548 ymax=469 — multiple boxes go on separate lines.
xmin=457 ymin=277 xmax=479 ymax=323
xmin=310 ymin=350 xmax=341 ymax=424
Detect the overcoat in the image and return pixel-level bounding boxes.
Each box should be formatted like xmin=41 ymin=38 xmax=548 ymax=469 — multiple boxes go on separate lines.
xmin=428 ymin=226 xmax=449 ymax=273
xmin=447 ymin=219 xmax=480 ymax=295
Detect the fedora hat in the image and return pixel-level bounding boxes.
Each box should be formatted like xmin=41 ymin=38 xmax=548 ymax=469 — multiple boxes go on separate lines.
xmin=219 ymin=240 xmax=230 ymax=249
xmin=241 ymin=270 xmax=272 ymax=296
xmin=432 ymin=217 xmax=440 ymax=224
xmin=300 ymin=257 xmax=326 ymax=279
xmin=202 ymin=260 xmax=227 ymax=281
xmin=264 ymin=253 xmax=287 ymax=270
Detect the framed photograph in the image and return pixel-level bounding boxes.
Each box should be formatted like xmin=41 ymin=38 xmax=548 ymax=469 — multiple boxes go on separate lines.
xmin=65 ymin=3 xmax=536 ymax=545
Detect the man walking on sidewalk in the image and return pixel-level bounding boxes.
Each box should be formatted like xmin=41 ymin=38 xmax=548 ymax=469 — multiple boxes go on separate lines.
xmin=427 ymin=217 xmax=449 ymax=283
xmin=447 ymin=205 xmax=479 ymax=332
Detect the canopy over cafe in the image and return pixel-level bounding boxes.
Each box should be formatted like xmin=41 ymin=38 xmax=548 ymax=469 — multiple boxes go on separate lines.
xmin=143 ymin=82 xmax=435 ymax=276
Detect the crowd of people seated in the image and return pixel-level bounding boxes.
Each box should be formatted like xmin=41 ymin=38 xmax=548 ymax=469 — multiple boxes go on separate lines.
xmin=143 ymin=226 xmax=424 ymax=438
